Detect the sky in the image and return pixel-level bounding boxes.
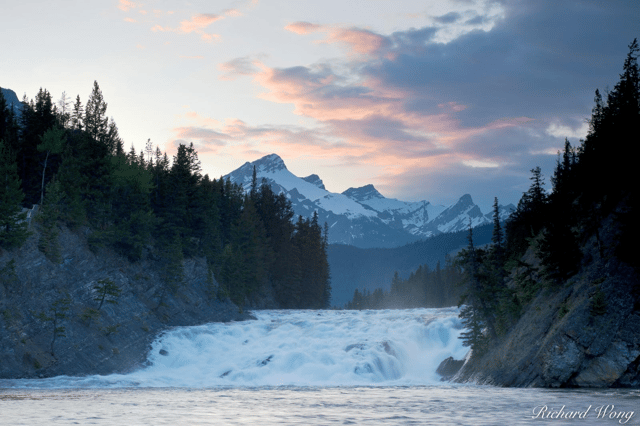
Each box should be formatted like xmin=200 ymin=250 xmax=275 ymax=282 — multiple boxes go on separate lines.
xmin=1 ymin=0 xmax=638 ymax=212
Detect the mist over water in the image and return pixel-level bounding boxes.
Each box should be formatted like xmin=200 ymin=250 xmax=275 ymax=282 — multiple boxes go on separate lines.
xmin=1 ymin=308 xmax=467 ymax=389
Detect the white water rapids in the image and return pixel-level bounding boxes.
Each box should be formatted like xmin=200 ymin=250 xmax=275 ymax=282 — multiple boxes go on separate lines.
xmin=3 ymin=308 xmax=467 ymax=388
xmin=3 ymin=308 xmax=640 ymax=425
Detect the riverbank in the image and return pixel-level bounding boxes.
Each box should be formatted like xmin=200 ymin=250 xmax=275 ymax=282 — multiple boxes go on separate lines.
xmin=0 ymin=225 xmax=251 ymax=379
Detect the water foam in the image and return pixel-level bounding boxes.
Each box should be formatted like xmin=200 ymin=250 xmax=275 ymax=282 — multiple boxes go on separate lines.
xmin=3 ymin=308 xmax=468 ymax=388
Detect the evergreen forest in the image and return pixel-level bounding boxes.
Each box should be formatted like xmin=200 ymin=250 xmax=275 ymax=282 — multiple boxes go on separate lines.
xmin=345 ymin=257 xmax=464 ymax=310
xmin=0 ymin=82 xmax=331 ymax=309
xmin=456 ymin=39 xmax=640 ymax=355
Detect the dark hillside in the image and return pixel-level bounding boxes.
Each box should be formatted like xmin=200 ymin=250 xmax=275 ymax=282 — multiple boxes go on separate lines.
xmin=450 ymin=39 xmax=640 ymax=387
xmin=0 ymin=224 xmax=250 ymax=379
xmin=329 ymin=223 xmax=493 ymax=306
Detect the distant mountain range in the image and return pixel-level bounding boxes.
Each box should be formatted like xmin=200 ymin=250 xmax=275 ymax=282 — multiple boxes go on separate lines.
xmin=226 ymin=154 xmax=514 ymax=249
xmin=328 ymin=222 xmax=495 ymax=306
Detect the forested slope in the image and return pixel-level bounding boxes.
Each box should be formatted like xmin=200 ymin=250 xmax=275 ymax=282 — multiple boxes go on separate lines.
xmin=0 ymin=81 xmax=330 ymax=310
xmin=0 ymin=80 xmax=332 ymax=378
xmin=450 ymin=40 xmax=640 ymax=387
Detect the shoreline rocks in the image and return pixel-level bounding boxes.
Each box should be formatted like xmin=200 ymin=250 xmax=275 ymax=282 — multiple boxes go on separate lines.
xmin=0 ymin=226 xmax=252 ymax=379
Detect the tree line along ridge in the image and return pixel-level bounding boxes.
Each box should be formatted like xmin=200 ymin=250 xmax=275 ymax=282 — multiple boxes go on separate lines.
xmin=0 ymin=81 xmax=331 ymax=310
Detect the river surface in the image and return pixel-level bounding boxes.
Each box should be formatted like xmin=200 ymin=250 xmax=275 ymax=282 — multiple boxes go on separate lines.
xmin=1 ymin=309 xmax=638 ymax=425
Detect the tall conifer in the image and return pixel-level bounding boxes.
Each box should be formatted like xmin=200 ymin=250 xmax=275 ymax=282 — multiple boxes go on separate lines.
xmin=0 ymin=139 xmax=29 ymax=249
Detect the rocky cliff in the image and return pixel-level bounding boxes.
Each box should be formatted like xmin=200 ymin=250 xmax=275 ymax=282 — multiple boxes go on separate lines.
xmin=0 ymin=225 xmax=251 ymax=379
xmin=452 ymin=217 xmax=640 ymax=388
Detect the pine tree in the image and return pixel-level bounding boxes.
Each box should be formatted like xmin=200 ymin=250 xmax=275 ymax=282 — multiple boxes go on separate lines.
xmin=457 ymin=223 xmax=497 ymax=352
xmin=70 ymin=95 xmax=83 ymax=131
xmin=18 ymin=89 xmax=59 ymax=205
xmin=106 ymin=118 xmax=124 ymax=156
xmin=538 ymin=140 xmax=581 ymax=282
xmin=110 ymin=153 xmax=155 ymax=261
xmin=491 ymin=197 xmax=504 ymax=262
xmin=0 ymin=139 xmax=29 ymax=249
xmin=35 ymin=295 xmax=71 ymax=357
xmin=505 ymin=167 xmax=548 ymax=259
xmin=84 ymin=81 xmax=109 ymax=144
xmin=162 ymin=142 xmax=202 ymax=257
xmin=93 ymin=278 xmax=122 ymax=310
xmin=250 ymin=165 xmax=258 ymax=200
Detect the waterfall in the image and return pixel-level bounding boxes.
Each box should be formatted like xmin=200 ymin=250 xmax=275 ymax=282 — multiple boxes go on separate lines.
xmin=5 ymin=308 xmax=467 ymax=388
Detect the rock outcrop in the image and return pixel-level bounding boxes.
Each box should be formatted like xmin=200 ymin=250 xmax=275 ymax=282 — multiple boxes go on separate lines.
xmin=0 ymin=226 xmax=251 ymax=379
xmin=436 ymin=356 xmax=464 ymax=381
xmin=453 ymin=225 xmax=640 ymax=388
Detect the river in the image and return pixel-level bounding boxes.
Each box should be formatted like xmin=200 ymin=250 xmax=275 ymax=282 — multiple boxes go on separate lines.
xmin=1 ymin=308 xmax=637 ymax=425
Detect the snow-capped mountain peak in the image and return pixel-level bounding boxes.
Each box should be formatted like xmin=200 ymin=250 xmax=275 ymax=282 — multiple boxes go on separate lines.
xmin=225 ymin=154 xmax=511 ymax=248
xmin=252 ymin=153 xmax=287 ymax=173
xmin=342 ymin=184 xmax=384 ymax=202
xmin=429 ymin=194 xmax=485 ymax=234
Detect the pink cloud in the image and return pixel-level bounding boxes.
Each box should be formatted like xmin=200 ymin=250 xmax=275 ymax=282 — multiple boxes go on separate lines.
xmin=171 ymin=111 xmax=355 ymax=163
xmin=179 ymin=19 xmax=559 ymax=202
xmin=169 ymin=105 xmax=536 ymax=202
xmin=118 ymin=0 xmax=136 ymax=12
xmin=179 ymin=14 xmax=223 ymax=33
xmin=326 ymin=28 xmax=388 ymax=55
xmin=285 ymin=21 xmax=322 ymax=35
xmin=225 ymin=57 xmax=539 ymax=180
xmin=150 ymin=13 xmax=222 ymax=42
xmin=285 ymin=22 xmax=387 ymax=55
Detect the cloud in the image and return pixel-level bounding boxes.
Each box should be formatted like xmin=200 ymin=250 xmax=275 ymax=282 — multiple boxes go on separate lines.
xmin=285 ymin=22 xmax=389 ymax=55
xmin=171 ymin=112 xmax=346 ymax=161
xmin=285 ymin=21 xmax=322 ymax=35
xmin=218 ymin=1 xmax=638 ymax=207
xmin=150 ymin=13 xmax=222 ymax=42
xmin=546 ymin=119 xmax=589 ymax=140
xmin=326 ymin=28 xmax=389 ymax=55
xmin=434 ymin=11 xmax=462 ymax=24
xmin=465 ymin=14 xmax=487 ymax=25
xmin=214 ymin=51 xmax=543 ymax=181
xmin=118 ymin=0 xmax=137 ymax=12
xmin=179 ymin=14 xmax=223 ymax=33
xmin=219 ymin=57 xmax=262 ymax=80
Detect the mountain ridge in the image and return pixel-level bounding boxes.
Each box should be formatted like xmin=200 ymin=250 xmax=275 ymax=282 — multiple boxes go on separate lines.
xmin=225 ymin=153 xmax=514 ymax=248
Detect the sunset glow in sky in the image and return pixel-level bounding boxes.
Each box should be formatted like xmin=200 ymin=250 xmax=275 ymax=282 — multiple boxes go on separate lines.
xmin=2 ymin=0 xmax=638 ymax=211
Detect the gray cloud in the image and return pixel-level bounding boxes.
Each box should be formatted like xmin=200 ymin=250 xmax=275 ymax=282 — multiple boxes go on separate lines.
xmin=368 ymin=0 xmax=639 ymax=129
xmin=434 ymin=12 xmax=462 ymax=24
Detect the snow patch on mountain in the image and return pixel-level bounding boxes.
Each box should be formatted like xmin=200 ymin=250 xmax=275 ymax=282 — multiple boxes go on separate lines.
xmin=226 ymin=154 xmax=513 ymax=248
